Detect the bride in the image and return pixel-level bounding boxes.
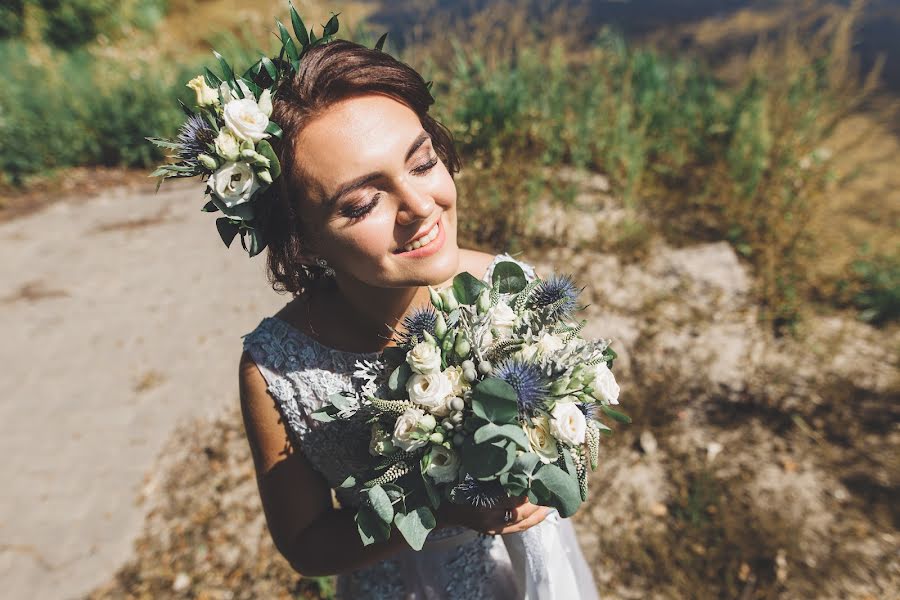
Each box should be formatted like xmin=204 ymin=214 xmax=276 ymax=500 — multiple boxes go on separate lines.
xmin=237 ymin=35 xmax=599 ymax=599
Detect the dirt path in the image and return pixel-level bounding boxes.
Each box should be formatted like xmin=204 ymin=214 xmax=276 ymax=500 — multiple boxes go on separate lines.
xmin=0 ymin=182 xmax=285 ymax=599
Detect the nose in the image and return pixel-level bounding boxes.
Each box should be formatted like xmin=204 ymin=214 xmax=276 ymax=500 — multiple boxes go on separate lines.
xmin=394 ymin=178 xmax=435 ymax=226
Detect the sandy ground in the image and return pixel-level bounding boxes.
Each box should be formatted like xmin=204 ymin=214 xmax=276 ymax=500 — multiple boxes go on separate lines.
xmin=0 ymin=182 xmax=285 ymax=599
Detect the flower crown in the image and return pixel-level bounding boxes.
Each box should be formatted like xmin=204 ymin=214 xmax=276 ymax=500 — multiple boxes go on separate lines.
xmin=148 ymin=5 xmax=390 ymax=257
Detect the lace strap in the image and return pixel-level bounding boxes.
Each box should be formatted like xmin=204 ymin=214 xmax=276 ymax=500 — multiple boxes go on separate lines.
xmin=241 ymin=318 xmax=314 ymax=438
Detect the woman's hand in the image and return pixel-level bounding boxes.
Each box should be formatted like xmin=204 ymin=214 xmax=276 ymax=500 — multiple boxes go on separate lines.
xmin=436 ymin=496 xmax=553 ymax=536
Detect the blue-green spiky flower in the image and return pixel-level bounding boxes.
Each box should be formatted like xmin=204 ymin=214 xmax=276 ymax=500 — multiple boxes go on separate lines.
xmin=495 ymin=359 xmax=550 ymax=418
xmin=451 ymin=475 xmax=507 ymax=508
xmin=398 ymin=306 xmax=437 ymax=348
xmin=531 ymin=274 xmax=580 ymax=318
xmin=577 ymin=402 xmax=601 ymax=421
xmin=176 ymin=114 xmax=215 ymax=167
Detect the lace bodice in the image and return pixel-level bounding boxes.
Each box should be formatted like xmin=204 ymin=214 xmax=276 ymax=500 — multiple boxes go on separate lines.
xmin=240 ymin=254 xmax=598 ymax=600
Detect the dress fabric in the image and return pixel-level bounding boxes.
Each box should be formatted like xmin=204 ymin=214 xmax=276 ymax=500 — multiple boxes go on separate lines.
xmin=242 ymin=254 xmax=600 ymax=600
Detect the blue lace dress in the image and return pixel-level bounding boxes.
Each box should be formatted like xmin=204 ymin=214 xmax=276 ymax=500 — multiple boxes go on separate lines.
xmin=242 ymin=254 xmax=600 ymax=600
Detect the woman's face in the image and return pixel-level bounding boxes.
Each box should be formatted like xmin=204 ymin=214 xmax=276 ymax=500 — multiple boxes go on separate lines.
xmin=292 ymin=94 xmax=459 ymax=289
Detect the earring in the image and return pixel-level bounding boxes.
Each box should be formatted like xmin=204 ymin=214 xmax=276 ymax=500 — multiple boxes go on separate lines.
xmin=316 ymin=257 xmax=335 ymax=277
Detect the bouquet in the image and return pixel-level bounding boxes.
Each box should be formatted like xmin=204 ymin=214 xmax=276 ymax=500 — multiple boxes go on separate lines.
xmin=313 ymin=260 xmax=628 ymax=550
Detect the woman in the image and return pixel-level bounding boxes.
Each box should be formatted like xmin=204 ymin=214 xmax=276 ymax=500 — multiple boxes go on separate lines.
xmin=239 ymin=40 xmax=599 ymax=598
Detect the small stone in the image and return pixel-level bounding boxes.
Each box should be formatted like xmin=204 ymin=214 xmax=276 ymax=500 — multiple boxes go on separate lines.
xmin=706 ymin=441 xmax=723 ymax=462
xmin=172 ymin=572 xmax=191 ymax=592
xmin=738 ymin=562 xmax=751 ymax=582
xmin=639 ymin=430 xmax=658 ymax=455
xmin=649 ymin=502 xmax=667 ymax=517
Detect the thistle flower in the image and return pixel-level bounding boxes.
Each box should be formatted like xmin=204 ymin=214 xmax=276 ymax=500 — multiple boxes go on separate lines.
xmin=495 ymin=359 xmax=550 ymax=418
xmin=176 ymin=114 xmax=215 ymax=166
xmin=531 ymin=274 xmax=580 ymax=318
xmin=450 ymin=475 xmax=507 ymax=508
xmin=576 ymin=401 xmax=601 ymax=421
xmin=398 ymin=307 xmax=438 ymax=348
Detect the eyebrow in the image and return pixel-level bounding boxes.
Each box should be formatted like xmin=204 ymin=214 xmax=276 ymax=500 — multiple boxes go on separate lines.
xmin=324 ymin=131 xmax=431 ymax=209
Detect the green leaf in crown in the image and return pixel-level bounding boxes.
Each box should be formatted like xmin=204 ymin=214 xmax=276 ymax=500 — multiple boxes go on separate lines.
xmin=146 ymin=3 xmax=388 ymax=258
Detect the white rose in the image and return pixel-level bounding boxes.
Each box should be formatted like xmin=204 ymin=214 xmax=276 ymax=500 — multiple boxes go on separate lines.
xmin=213 ymin=130 xmax=240 ymax=162
xmin=406 ymin=340 xmax=442 ymax=375
xmin=369 ymin=424 xmax=396 ymax=457
xmin=537 ymin=333 xmax=565 ymax=356
xmin=590 ymin=362 xmax=620 ymax=405
xmin=257 ymin=88 xmax=273 ymax=117
xmin=424 ymin=445 xmax=460 ymax=484
xmin=524 ymin=416 xmax=559 ymax=464
xmin=490 ymin=302 xmax=518 ymax=340
xmin=516 ymin=343 xmax=539 ymax=362
xmin=186 ymin=75 xmax=218 ymax=106
xmin=224 ymin=97 xmax=270 ymax=143
xmin=393 ymin=407 xmax=429 ymax=452
xmin=407 ymin=373 xmax=453 ymax=417
xmin=550 ymin=402 xmax=587 ymax=446
xmin=443 ymin=365 xmax=469 ymax=396
xmin=208 ymin=161 xmax=260 ymax=207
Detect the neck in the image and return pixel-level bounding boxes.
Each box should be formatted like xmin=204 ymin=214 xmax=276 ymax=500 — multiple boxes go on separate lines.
xmin=325 ymin=275 xmax=433 ymax=351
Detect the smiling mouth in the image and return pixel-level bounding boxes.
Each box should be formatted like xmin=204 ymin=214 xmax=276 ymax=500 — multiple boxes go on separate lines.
xmin=396 ymin=221 xmax=440 ymax=253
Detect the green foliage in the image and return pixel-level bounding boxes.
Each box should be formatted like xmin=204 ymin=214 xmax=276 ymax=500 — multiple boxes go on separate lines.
xmin=845 ymin=252 xmax=900 ymax=325
xmin=0 ymin=0 xmax=25 ymax=39
xmin=39 ymin=0 xmax=113 ymax=49
xmin=0 ymin=40 xmax=191 ymax=184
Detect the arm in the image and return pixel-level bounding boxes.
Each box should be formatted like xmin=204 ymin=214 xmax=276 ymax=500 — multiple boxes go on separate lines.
xmin=239 ymin=351 xmax=408 ymax=576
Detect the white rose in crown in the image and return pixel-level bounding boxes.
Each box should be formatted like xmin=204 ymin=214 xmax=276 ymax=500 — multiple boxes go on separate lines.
xmin=590 ymin=362 xmax=620 ymax=405
xmin=392 ymin=407 xmax=430 ymax=452
xmin=550 ymin=402 xmax=587 ymax=445
xmin=223 ymin=88 xmax=272 ymax=143
xmin=524 ymin=416 xmax=559 ymax=464
xmin=424 ymin=445 xmax=460 ymax=484
xmin=187 ymin=75 xmax=219 ymax=107
xmin=406 ymin=372 xmax=453 ymax=416
xmin=214 ymin=130 xmax=241 ymax=162
xmin=209 ymin=161 xmax=260 ymax=207
xmin=406 ymin=340 xmax=442 ymax=375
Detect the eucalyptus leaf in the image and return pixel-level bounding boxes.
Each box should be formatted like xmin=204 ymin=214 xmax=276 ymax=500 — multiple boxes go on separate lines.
xmin=473 ymin=422 xmax=529 ymax=450
xmin=532 ymin=464 xmax=582 ymax=517
xmin=500 ymin=471 xmax=529 ymax=496
xmin=461 ymin=439 xmax=516 ymax=479
xmin=215 ymin=217 xmax=240 ymax=248
xmin=328 ymin=392 xmax=356 ymax=411
xmin=339 ymin=475 xmax=356 ymax=489
xmin=471 ymin=378 xmax=519 ymax=424
xmin=388 ymin=362 xmax=412 ymax=394
xmin=394 ymin=507 xmax=436 ymax=551
xmin=247 ymin=227 xmax=266 ymax=257
xmin=492 ymin=261 xmax=528 ymax=294
xmin=367 ymin=485 xmax=394 ymax=524
xmin=356 ymin=505 xmax=390 ymax=546
xmin=452 ymin=271 xmax=488 ymax=305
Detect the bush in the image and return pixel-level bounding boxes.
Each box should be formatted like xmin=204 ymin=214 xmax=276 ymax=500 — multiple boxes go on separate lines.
xmin=0 ymin=0 xmax=25 ymax=39
xmin=38 ymin=0 xmax=113 ymax=49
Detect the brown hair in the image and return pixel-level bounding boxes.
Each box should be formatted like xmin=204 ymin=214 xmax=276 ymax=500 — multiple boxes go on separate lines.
xmin=257 ymin=39 xmax=461 ymax=296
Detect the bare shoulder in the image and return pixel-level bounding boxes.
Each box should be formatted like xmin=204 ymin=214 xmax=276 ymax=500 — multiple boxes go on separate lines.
xmin=457 ymin=248 xmax=498 ymax=280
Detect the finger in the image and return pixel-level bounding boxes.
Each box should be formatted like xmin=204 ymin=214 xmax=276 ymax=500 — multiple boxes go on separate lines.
xmin=499 ymin=506 xmax=552 ymax=535
xmin=483 ymin=503 xmax=540 ymax=535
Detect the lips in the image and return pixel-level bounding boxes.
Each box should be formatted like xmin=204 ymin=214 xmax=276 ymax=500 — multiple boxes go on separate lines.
xmin=396 ymin=219 xmax=441 ymax=254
